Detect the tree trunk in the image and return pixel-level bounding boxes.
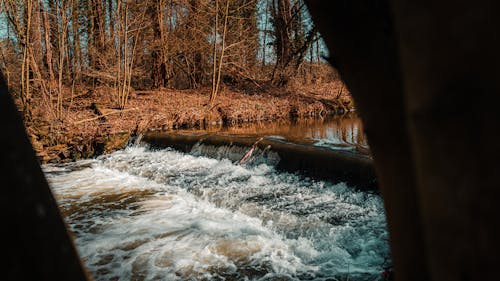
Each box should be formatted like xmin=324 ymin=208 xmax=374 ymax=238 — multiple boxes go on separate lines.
xmin=108 ymin=0 xmax=115 ymax=46
xmin=186 ymin=0 xmax=206 ymax=87
xmin=149 ymin=0 xmax=168 ymax=88
xmin=88 ymin=0 xmax=106 ymax=72
xmin=271 ymin=0 xmax=292 ymax=85
xmin=71 ymin=0 xmax=82 ymax=81
xmin=270 ymin=0 xmax=316 ymax=85
xmin=40 ymin=3 xmax=56 ymax=91
xmin=30 ymin=0 xmax=44 ymax=79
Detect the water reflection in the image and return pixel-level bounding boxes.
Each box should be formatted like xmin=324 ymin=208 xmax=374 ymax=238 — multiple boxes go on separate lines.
xmin=179 ymin=113 xmax=368 ymax=152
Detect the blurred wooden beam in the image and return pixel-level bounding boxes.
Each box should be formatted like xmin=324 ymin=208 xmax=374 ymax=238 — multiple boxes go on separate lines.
xmin=0 ymin=73 xmax=89 ymax=281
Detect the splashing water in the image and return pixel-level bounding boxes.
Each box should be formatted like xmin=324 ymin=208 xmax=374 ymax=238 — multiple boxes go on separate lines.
xmin=44 ymin=146 xmax=390 ymax=281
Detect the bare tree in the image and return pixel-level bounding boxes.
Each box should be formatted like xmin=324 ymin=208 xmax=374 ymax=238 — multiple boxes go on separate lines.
xmin=209 ymin=0 xmax=230 ymax=105
xmin=149 ymin=0 xmax=169 ymax=88
xmin=269 ymin=0 xmax=318 ymax=85
xmin=0 ymin=0 xmax=334 ymax=116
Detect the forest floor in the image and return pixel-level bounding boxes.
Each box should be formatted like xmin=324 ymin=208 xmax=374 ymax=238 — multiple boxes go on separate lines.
xmin=25 ymin=80 xmax=352 ymax=163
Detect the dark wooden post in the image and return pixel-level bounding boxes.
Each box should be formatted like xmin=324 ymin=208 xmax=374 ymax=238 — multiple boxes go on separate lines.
xmin=0 ymin=74 xmax=89 ymax=280
xmin=305 ymin=1 xmax=428 ymax=280
xmin=306 ymin=0 xmax=500 ymax=280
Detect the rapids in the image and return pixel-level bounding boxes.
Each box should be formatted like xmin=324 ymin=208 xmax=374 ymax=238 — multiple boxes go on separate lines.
xmin=44 ymin=145 xmax=390 ymax=281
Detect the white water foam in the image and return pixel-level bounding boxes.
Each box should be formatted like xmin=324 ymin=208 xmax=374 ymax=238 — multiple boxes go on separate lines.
xmin=45 ymin=146 xmax=389 ymax=281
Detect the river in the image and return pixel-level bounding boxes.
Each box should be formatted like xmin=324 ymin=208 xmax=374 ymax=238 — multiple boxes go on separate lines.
xmin=43 ymin=114 xmax=390 ymax=281
xmin=177 ymin=113 xmax=368 ymax=151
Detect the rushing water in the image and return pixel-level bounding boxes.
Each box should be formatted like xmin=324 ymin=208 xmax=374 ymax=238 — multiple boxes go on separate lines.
xmin=44 ymin=138 xmax=389 ymax=281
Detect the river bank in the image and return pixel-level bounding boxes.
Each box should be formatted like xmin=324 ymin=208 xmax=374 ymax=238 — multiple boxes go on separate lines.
xmin=25 ymin=81 xmax=352 ymax=163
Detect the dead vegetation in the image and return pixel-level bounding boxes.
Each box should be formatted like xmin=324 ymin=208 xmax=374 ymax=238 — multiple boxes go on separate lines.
xmin=0 ymin=0 xmax=352 ymax=162
xmin=27 ymin=80 xmax=351 ymax=163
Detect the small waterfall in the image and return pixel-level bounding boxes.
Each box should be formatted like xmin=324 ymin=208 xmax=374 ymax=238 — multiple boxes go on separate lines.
xmin=143 ymin=134 xmax=377 ymax=190
xmin=190 ymin=142 xmax=281 ymax=167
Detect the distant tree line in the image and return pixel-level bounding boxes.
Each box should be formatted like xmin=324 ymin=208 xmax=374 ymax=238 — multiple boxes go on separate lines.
xmin=0 ymin=0 xmax=333 ymax=119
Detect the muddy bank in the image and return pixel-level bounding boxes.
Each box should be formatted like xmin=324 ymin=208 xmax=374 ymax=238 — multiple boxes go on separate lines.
xmin=26 ymin=81 xmax=352 ymax=163
xmin=31 ymin=131 xmax=131 ymax=163
xmin=143 ymin=133 xmax=376 ymax=191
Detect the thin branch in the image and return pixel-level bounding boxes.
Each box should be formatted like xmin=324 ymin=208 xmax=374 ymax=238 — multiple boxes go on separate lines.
xmin=73 ymin=107 xmax=139 ymax=125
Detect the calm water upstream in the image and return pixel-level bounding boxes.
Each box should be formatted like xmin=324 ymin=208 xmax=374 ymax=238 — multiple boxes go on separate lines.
xmin=182 ymin=113 xmax=368 ymax=151
xmin=44 ymin=114 xmax=390 ymax=281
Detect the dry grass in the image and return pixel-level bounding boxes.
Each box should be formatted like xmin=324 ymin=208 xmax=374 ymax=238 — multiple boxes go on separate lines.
xmin=25 ymin=80 xmax=352 ymax=163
